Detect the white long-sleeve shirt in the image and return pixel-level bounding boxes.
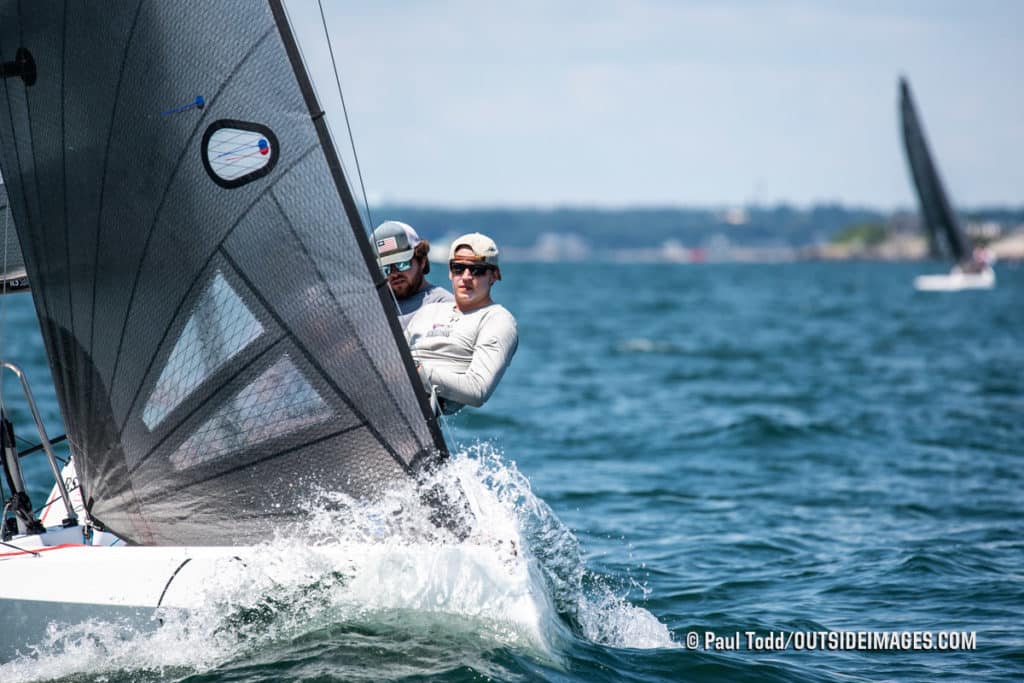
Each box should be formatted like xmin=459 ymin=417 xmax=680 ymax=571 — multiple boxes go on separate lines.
xmin=405 ymin=301 xmax=518 ymax=411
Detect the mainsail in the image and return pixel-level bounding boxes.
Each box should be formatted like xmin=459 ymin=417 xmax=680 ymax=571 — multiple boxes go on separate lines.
xmin=0 ymin=1 xmax=448 ymax=544
xmin=0 ymin=184 xmax=29 ymax=292
xmin=898 ymin=77 xmax=971 ymax=263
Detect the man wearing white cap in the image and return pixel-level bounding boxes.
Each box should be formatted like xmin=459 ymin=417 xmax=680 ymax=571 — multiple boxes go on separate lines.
xmin=406 ymin=232 xmax=518 ymax=414
xmin=373 ymin=220 xmax=453 ymax=329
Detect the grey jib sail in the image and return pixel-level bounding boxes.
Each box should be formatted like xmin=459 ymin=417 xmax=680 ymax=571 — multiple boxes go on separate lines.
xmin=0 ymin=184 xmax=29 ymax=293
xmin=0 ymin=1 xmax=448 ymax=544
xmin=898 ymin=77 xmax=970 ymax=263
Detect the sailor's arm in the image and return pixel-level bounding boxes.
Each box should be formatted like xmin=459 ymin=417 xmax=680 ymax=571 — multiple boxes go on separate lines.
xmin=423 ymin=313 xmax=518 ymax=407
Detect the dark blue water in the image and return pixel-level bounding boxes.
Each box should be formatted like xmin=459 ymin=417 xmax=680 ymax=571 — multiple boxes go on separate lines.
xmin=2 ymin=261 xmax=1022 ymax=681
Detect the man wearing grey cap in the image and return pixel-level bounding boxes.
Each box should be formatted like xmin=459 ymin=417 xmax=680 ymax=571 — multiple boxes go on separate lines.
xmin=406 ymin=232 xmax=518 ymax=414
xmin=373 ymin=221 xmax=453 ymax=329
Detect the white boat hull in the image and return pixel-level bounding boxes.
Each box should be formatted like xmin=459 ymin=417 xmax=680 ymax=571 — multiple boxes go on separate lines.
xmin=913 ymin=266 xmax=995 ymax=291
xmin=1 ymin=535 xmax=547 ymax=662
xmin=1 ymin=463 xmax=551 ymax=663
xmin=0 ymin=542 xmax=245 ymax=660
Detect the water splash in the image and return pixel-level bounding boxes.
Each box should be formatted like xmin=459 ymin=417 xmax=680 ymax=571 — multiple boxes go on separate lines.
xmin=0 ymin=444 xmax=673 ymax=681
xmin=449 ymin=442 xmax=677 ymax=650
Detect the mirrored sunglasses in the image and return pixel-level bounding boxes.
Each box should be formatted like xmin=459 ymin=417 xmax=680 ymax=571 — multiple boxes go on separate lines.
xmin=381 ymin=260 xmax=413 ymax=276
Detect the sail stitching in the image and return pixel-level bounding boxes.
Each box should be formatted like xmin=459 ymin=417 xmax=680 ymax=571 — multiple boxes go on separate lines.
xmin=219 ymin=243 xmax=412 ymax=475
xmin=269 ymin=0 xmax=448 ymax=458
xmin=0 ymin=12 xmax=49 ymax=320
xmin=60 ymin=3 xmax=73 ymax=355
xmin=142 ymin=271 xmax=265 ymax=430
xmin=116 ymin=142 xmax=322 ymax=437
xmin=0 ymin=11 xmax=64 ymax=420
xmin=166 ymin=352 xmax=334 ymax=470
xmin=77 ymin=2 xmax=145 ymax=489
xmin=87 ymin=0 xmax=144 ymax=359
xmin=135 ymin=422 xmax=371 ymax=508
xmin=106 ymin=23 xmax=278 ymax=398
xmin=126 ymin=336 xmax=288 ymax=477
xmin=267 ymin=189 xmax=425 ymax=457
xmin=58 ymin=0 xmax=78 ymax=429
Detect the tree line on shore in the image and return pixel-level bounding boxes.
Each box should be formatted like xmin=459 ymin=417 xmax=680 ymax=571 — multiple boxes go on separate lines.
xmin=370 ymin=203 xmax=1024 ymax=250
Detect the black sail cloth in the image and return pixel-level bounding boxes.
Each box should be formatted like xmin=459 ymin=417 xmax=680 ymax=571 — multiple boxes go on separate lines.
xmin=0 ymin=1 xmax=448 ymax=545
xmin=899 ymin=77 xmax=971 ymax=264
xmin=0 ymin=183 xmax=29 ymax=292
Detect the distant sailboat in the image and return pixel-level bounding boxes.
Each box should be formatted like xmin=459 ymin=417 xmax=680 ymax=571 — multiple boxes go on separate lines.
xmin=898 ymin=77 xmax=994 ymax=291
xmin=0 ymin=1 xmax=521 ymax=660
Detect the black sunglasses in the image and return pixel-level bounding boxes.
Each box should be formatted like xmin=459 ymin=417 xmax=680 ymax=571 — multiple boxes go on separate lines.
xmin=449 ymin=261 xmax=493 ymax=276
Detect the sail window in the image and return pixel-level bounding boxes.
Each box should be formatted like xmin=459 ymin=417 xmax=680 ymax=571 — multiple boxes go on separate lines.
xmin=168 ymin=353 xmax=332 ymax=471
xmin=143 ymin=272 xmax=264 ymax=429
xmin=201 ymin=119 xmax=279 ymax=188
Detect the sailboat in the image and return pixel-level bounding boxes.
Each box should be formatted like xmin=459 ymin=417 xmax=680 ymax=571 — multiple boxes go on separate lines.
xmin=899 ymin=77 xmax=995 ymax=291
xmin=0 ymin=1 xmax=531 ymax=661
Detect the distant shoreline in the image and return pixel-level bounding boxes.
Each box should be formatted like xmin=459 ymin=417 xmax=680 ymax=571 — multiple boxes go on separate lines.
xmin=372 ymin=203 xmax=1024 ymax=264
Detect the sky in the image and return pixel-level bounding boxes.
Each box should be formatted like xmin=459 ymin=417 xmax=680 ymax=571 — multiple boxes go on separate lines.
xmin=285 ymin=0 xmax=1023 ymax=211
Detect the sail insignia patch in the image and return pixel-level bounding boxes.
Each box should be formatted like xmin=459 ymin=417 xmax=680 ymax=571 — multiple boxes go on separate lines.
xmin=201 ymin=119 xmax=279 ymax=188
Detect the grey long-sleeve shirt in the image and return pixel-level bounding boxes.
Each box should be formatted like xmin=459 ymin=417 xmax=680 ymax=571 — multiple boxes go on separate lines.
xmin=395 ymin=282 xmax=453 ymax=329
xmin=405 ymin=301 xmax=518 ymax=411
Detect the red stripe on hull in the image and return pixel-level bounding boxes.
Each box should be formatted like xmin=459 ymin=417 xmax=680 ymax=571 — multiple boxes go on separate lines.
xmin=0 ymin=543 xmax=85 ymax=558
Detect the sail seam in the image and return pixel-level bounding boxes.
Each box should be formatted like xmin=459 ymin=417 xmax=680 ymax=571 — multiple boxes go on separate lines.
xmin=0 ymin=8 xmax=50 ymax=322
xmin=126 ymin=336 xmax=288 ymax=477
xmin=269 ymin=0 xmax=448 ymax=458
xmin=58 ymin=0 xmax=76 ymax=434
xmin=116 ymin=141 xmax=322 ymax=437
xmin=87 ymin=0 xmax=144 ymax=361
xmin=61 ymin=0 xmax=73 ymax=357
xmin=22 ymin=16 xmax=69 ymax=439
xmin=266 ymin=189 xmax=423 ymax=463
xmin=0 ymin=9 xmax=68 ymax=439
xmin=106 ymin=22 xmax=278 ymax=400
xmin=219 ymin=240 xmax=412 ymax=475
xmin=116 ymin=264 xmax=239 ymax=435
xmin=134 ymin=422 xmax=371 ymax=508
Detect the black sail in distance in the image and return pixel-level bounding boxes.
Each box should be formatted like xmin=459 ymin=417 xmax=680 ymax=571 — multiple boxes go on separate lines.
xmin=0 ymin=1 xmax=448 ymax=545
xmin=898 ymin=77 xmax=971 ymax=264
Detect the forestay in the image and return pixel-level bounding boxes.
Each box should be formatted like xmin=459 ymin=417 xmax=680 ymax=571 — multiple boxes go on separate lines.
xmin=0 ymin=1 xmax=447 ymax=545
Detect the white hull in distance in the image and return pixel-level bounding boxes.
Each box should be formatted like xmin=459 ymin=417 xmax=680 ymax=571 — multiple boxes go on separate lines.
xmin=913 ymin=265 xmax=995 ymax=292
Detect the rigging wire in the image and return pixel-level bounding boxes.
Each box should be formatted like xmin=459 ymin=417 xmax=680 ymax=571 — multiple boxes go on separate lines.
xmin=316 ymin=0 xmax=375 ymax=232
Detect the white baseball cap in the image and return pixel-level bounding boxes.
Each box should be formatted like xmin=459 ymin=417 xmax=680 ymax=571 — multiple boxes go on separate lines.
xmin=448 ymin=232 xmax=500 ymax=266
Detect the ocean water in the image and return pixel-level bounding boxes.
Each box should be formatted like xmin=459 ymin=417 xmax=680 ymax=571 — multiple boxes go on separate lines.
xmin=1 ymin=260 xmax=1022 ymax=682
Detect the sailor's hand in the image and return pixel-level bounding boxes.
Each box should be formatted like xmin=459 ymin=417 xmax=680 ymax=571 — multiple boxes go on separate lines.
xmin=415 ymin=360 xmax=431 ymax=388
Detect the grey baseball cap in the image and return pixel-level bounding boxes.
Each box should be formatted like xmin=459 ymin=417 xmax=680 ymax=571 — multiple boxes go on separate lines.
xmin=373 ymin=221 xmax=420 ymax=266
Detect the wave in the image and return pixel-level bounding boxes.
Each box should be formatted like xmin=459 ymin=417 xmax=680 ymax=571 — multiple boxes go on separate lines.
xmin=0 ymin=444 xmax=674 ymax=682
xmin=614 ymin=337 xmax=684 ymax=355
